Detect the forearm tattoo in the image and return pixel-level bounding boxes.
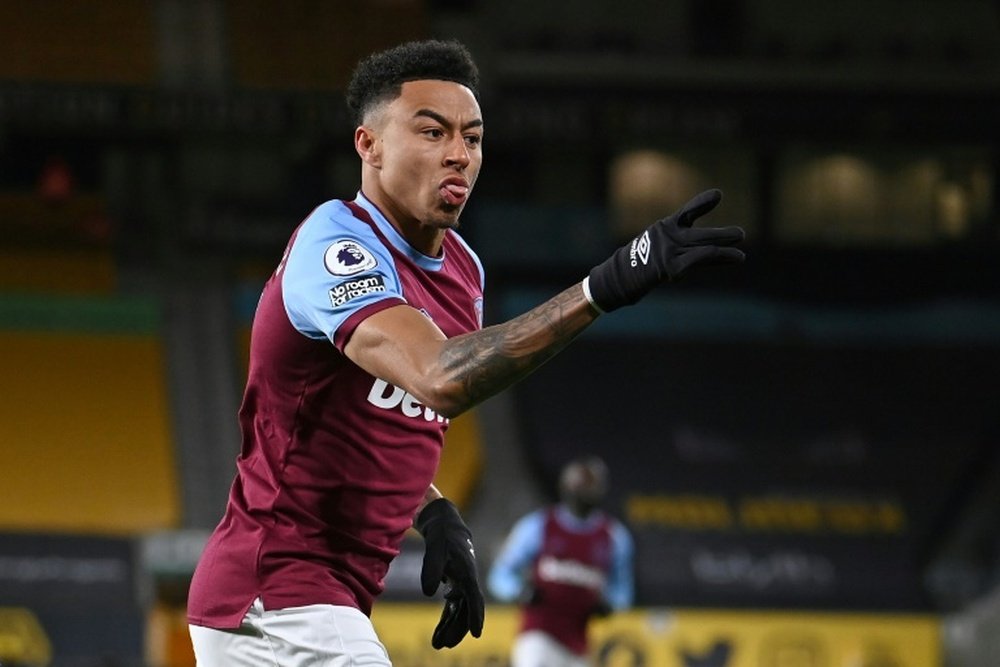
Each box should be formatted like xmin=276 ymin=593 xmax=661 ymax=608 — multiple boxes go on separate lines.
xmin=440 ymin=284 xmax=596 ymax=407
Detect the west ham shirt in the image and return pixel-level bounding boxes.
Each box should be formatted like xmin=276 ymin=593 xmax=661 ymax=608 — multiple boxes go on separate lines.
xmin=188 ymin=192 xmax=485 ymax=628
xmin=488 ymin=505 xmax=634 ymax=655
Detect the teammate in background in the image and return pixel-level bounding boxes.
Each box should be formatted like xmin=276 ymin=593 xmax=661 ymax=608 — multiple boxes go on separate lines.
xmin=187 ymin=38 xmax=744 ymax=666
xmin=488 ymin=457 xmax=634 ymax=667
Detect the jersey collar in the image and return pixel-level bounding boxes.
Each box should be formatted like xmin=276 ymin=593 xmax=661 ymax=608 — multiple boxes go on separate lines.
xmin=353 ymin=192 xmax=446 ymax=271
xmin=555 ymin=504 xmax=606 ymax=532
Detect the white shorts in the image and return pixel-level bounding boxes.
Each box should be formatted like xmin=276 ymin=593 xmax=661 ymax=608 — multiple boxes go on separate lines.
xmin=512 ymin=629 xmax=590 ymax=667
xmin=189 ymin=597 xmax=391 ymax=666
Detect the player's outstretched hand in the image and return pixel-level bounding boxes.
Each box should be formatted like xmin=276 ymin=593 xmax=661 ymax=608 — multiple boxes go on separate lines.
xmin=415 ymin=498 xmax=485 ymax=649
xmin=585 ymin=189 xmax=745 ymax=313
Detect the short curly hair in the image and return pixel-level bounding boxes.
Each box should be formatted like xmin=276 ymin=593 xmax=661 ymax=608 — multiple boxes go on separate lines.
xmin=346 ymin=39 xmax=480 ymax=125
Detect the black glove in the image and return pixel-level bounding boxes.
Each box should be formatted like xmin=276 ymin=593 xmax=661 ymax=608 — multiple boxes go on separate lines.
xmin=586 ymin=189 xmax=745 ymax=313
xmin=415 ymin=498 xmax=485 ymax=649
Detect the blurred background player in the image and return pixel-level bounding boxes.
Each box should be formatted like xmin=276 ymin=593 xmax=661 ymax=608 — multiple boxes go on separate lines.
xmin=488 ymin=456 xmax=635 ymax=667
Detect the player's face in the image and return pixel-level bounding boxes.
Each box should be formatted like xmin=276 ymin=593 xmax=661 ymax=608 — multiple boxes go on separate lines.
xmin=561 ymin=461 xmax=608 ymax=517
xmin=368 ymin=80 xmax=483 ymax=232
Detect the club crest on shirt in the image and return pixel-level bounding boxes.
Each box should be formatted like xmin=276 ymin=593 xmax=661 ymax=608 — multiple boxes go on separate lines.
xmin=324 ymin=239 xmax=378 ymax=276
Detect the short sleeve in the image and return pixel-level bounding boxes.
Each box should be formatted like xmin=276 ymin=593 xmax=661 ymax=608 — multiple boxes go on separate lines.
xmin=281 ymin=201 xmax=406 ymax=347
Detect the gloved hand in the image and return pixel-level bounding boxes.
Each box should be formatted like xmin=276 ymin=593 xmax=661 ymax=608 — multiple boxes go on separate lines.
xmin=415 ymin=498 xmax=485 ymax=649
xmin=586 ymin=189 xmax=745 ymax=313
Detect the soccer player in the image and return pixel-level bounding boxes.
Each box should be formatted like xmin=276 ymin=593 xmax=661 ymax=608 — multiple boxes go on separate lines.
xmin=488 ymin=457 xmax=634 ymax=667
xmin=186 ymin=39 xmax=745 ymax=666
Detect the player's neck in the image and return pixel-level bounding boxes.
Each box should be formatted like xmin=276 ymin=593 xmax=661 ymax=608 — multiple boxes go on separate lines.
xmin=392 ymin=215 xmax=447 ymax=258
xmin=359 ymin=187 xmax=446 ymax=258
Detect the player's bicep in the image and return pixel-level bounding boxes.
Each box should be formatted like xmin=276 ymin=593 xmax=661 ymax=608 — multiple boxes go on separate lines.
xmin=343 ymin=303 xmax=450 ymax=396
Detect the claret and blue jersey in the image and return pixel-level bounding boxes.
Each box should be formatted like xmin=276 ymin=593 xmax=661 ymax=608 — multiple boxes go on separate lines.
xmin=188 ymin=192 xmax=485 ymax=629
xmin=488 ymin=505 xmax=635 ymax=654
xmin=489 ymin=505 xmax=634 ymax=609
xmin=282 ymin=193 xmax=484 ymax=346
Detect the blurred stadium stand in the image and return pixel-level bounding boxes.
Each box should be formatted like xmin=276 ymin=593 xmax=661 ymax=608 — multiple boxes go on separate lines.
xmin=0 ymin=0 xmax=998 ymax=665
xmin=0 ymin=3 xmax=157 ymax=85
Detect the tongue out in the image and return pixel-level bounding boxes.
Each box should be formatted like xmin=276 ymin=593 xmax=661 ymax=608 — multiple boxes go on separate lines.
xmin=440 ymin=183 xmax=469 ymax=206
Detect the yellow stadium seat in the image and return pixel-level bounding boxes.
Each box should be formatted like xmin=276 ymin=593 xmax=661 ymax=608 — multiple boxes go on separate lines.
xmin=0 ymin=302 xmax=179 ymax=534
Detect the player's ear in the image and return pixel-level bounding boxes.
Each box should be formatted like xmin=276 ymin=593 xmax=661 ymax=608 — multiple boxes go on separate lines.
xmin=355 ymin=126 xmax=382 ymax=168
